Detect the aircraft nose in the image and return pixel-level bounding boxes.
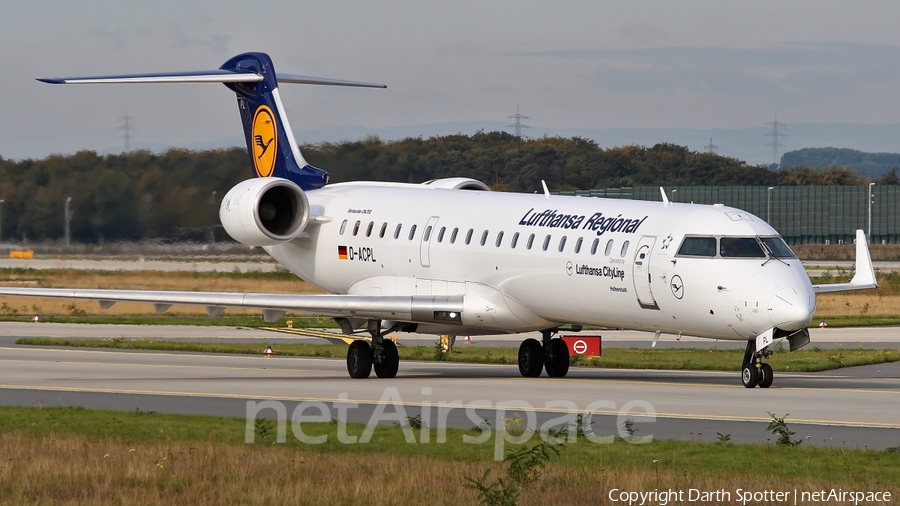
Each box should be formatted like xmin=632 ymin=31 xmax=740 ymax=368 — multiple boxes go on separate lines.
xmin=768 ymin=287 xmax=816 ymax=331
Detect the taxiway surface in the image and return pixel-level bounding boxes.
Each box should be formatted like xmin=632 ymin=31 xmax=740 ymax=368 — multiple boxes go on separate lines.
xmin=1 ymin=323 xmax=898 ymax=449
xmin=0 ymin=322 xmax=896 ymax=349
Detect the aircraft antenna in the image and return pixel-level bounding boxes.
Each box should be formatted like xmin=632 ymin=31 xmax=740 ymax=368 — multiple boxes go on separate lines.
xmin=704 ymin=137 xmax=718 ymax=154
xmin=506 ymin=104 xmax=531 ymax=139
xmin=764 ymin=113 xmax=787 ymax=168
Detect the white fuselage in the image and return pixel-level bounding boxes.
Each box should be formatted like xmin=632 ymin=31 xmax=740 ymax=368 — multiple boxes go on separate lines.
xmin=267 ymin=183 xmax=816 ymax=340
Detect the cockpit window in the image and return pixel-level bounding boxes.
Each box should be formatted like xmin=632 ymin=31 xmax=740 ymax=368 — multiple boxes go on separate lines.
xmin=720 ymin=237 xmax=766 ymax=258
xmin=761 ymin=237 xmax=795 ymax=258
xmin=677 ymin=237 xmax=716 ymax=257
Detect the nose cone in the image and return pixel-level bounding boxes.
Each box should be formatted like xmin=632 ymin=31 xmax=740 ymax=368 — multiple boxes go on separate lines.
xmin=769 ymin=287 xmax=816 ymax=331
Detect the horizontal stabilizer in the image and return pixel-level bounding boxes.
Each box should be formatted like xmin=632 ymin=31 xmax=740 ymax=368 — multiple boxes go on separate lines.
xmin=812 ymin=230 xmax=878 ymax=293
xmin=37 ymin=69 xmax=263 ymax=84
xmin=277 ymin=73 xmax=386 ymax=88
xmin=38 ymin=70 xmax=385 ymax=88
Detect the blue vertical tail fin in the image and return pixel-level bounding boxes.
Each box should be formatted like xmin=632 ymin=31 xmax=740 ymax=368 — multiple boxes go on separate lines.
xmin=219 ymin=53 xmax=322 ymax=189
xmin=38 ymin=51 xmax=386 ymax=190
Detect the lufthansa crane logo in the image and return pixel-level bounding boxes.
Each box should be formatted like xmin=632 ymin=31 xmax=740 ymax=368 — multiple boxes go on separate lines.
xmin=251 ymin=105 xmax=277 ymax=177
xmin=670 ymin=274 xmax=684 ymax=299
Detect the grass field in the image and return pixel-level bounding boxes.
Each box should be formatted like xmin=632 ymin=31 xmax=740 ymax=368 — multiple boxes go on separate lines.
xmin=0 ymin=407 xmax=900 ymax=505
xmin=0 ymin=268 xmax=311 ymax=317
xmin=0 ymin=406 xmax=897 ymax=505
xmin=17 ymin=337 xmax=900 ymax=372
xmin=793 ymin=242 xmax=900 ymax=260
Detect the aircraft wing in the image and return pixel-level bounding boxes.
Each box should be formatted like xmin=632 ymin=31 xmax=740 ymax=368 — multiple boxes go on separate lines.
xmin=0 ymin=287 xmax=462 ymax=324
xmin=812 ymin=230 xmax=878 ymax=293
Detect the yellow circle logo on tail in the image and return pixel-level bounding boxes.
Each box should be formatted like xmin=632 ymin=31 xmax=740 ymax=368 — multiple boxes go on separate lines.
xmin=251 ymin=105 xmax=278 ymax=177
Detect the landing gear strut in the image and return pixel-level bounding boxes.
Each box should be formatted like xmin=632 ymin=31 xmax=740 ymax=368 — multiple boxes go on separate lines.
xmin=517 ymin=329 xmax=570 ymax=378
xmin=741 ymin=339 xmax=774 ymax=388
xmin=346 ymin=319 xmax=403 ymax=379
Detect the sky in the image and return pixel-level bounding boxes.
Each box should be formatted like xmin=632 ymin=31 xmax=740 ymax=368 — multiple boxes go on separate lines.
xmin=3 ymin=1 xmax=900 ymax=165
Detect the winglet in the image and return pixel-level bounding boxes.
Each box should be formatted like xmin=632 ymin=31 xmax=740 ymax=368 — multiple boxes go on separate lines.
xmin=812 ymin=229 xmax=878 ymax=293
xmin=852 ymin=229 xmax=877 ymax=286
xmin=660 ymin=187 xmax=670 ymax=206
xmin=541 ymin=180 xmax=551 ymax=199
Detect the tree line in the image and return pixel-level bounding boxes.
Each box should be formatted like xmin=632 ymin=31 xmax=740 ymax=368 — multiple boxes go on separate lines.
xmin=781 ymin=147 xmax=900 ymax=179
xmin=0 ymin=132 xmax=894 ymax=243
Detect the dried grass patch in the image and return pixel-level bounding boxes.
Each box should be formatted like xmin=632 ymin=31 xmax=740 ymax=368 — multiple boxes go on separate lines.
xmin=0 ymin=270 xmax=321 ymax=316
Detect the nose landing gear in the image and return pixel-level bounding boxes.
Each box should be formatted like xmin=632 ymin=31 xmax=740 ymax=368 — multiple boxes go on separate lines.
xmin=741 ymin=338 xmax=774 ymax=388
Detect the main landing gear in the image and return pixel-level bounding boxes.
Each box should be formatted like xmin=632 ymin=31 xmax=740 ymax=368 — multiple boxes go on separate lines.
xmin=347 ymin=319 xmax=403 ymax=379
xmin=741 ymin=338 xmax=774 ymax=389
xmin=518 ymin=329 xmax=570 ymax=378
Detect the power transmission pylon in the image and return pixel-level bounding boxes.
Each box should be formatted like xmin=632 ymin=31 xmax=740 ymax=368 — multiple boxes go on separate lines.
xmin=704 ymin=137 xmax=718 ymax=154
xmin=118 ymin=113 xmax=135 ymax=152
xmin=764 ymin=113 xmax=787 ymax=168
xmin=506 ymin=104 xmax=531 ymax=139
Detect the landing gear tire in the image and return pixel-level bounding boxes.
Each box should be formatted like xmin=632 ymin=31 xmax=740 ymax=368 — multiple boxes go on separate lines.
xmin=374 ymin=339 xmax=400 ymax=379
xmin=741 ymin=364 xmax=759 ymax=388
xmin=518 ymin=338 xmax=544 ymax=377
xmin=758 ymin=363 xmax=774 ymax=388
xmin=544 ymin=339 xmax=570 ymax=378
xmin=347 ymin=340 xmax=373 ymax=379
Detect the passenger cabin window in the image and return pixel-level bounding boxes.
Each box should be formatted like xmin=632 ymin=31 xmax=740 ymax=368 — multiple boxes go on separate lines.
xmin=340 ymin=220 xmax=347 ymax=235
xmin=604 ymin=239 xmax=613 ymax=256
xmin=542 ymin=235 xmax=551 ymax=251
xmin=480 ymin=230 xmax=489 ymax=246
xmin=450 ymin=228 xmax=459 ymax=244
xmin=379 ymin=222 xmax=387 ymax=238
xmin=366 ymin=221 xmax=374 ymax=237
xmin=761 ymin=237 xmax=795 ymax=258
xmin=394 ymin=224 xmax=402 ymax=239
xmin=465 ymin=229 xmax=474 ymax=245
xmin=526 ymin=234 xmax=535 ymax=250
xmin=720 ymin=237 xmax=765 ymax=258
xmin=677 ymin=237 xmax=716 ymax=257
xmin=591 ymin=238 xmax=599 ymax=255
xmin=353 ymin=220 xmax=361 ymax=236
xmin=437 ymin=227 xmax=446 ymax=242
xmin=423 ymin=225 xmax=432 ymax=241
xmin=574 ymin=237 xmax=583 ymax=254
xmin=511 ymin=232 xmax=519 ymax=249
xmin=620 ymin=240 xmax=629 ymax=257
xmin=558 ymin=236 xmax=567 ymax=252
xmin=495 ymin=231 xmax=504 ymax=247
xmin=408 ymin=224 xmax=418 ymax=241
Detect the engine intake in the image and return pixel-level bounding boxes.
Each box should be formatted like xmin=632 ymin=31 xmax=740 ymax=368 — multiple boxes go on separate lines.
xmin=220 ymin=178 xmax=310 ymax=246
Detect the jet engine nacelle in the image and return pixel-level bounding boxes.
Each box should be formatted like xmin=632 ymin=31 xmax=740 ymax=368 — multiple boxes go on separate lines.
xmin=219 ymin=177 xmax=310 ymax=246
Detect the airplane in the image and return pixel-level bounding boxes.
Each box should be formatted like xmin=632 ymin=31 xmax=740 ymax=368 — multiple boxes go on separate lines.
xmin=0 ymin=52 xmax=877 ymax=388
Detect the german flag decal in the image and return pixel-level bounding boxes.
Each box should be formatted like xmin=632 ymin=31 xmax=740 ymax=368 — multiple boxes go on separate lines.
xmin=338 ymin=245 xmax=348 ymax=260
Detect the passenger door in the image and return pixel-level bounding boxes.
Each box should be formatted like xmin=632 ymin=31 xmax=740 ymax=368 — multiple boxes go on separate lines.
xmin=632 ymin=235 xmax=660 ymax=310
xmin=420 ymin=216 xmax=440 ymax=267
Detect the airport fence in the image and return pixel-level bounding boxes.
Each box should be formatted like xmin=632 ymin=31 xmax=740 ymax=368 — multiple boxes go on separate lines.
xmin=557 ymin=186 xmax=899 ymax=245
